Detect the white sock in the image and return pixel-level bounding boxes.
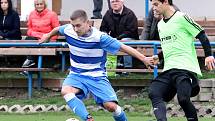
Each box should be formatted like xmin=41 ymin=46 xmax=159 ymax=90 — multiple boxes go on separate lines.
xmin=63 ymin=93 xmax=75 ymax=102
xmin=113 ymin=105 xmax=122 ymax=116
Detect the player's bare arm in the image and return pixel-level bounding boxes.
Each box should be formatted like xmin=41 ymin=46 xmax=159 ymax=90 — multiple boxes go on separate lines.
xmin=39 ymin=27 xmax=60 ymax=44
xmin=119 ymin=44 xmax=154 ymax=68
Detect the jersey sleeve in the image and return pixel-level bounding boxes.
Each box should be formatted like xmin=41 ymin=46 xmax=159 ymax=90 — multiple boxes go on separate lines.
xmin=59 ymin=24 xmax=69 ymax=36
xmin=182 ymin=14 xmax=203 ymax=37
xmin=100 ymin=34 xmax=122 ymax=55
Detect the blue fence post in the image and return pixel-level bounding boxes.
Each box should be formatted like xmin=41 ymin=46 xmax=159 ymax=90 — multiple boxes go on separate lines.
xmin=37 ymin=55 xmax=43 ymax=90
xmin=61 ymin=42 xmax=68 ymax=72
xmin=153 ymin=44 xmax=158 ymax=78
xmin=145 ymin=0 xmax=149 ymax=18
xmin=27 ymin=72 xmax=33 ymax=99
xmin=61 ymin=51 xmax=66 ymax=72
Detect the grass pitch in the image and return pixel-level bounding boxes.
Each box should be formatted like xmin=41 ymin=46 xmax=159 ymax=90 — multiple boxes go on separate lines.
xmin=0 ymin=112 xmax=214 ymax=121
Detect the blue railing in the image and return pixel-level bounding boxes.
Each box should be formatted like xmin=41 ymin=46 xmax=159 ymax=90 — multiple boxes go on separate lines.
xmin=0 ymin=41 xmax=215 ymax=78
xmin=1 ymin=41 xmax=213 ymax=47
xmin=0 ymin=42 xmax=67 ymax=47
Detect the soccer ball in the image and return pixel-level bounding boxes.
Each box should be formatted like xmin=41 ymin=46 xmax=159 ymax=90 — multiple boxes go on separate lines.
xmin=65 ymin=118 xmax=80 ymax=121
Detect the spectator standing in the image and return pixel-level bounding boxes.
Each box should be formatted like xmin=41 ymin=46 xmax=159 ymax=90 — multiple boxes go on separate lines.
xmin=100 ymin=0 xmax=139 ymax=74
xmin=39 ymin=9 xmax=154 ymax=121
xmin=91 ymin=0 xmax=110 ymax=19
xmin=0 ymin=0 xmax=21 ymax=40
xmin=22 ymin=0 xmax=60 ymax=68
xmin=148 ymin=0 xmax=215 ymax=121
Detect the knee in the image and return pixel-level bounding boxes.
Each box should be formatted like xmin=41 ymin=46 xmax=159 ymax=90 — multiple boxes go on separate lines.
xmin=61 ymin=86 xmax=79 ymax=96
xmin=148 ymin=90 xmax=153 ymax=99
xmin=103 ymin=102 xmax=118 ymax=112
xmin=61 ymin=87 xmax=69 ymax=96
xmin=177 ymin=94 xmax=190 ymax=105
xmin=148 ymin=88 xmax=158 ymax=100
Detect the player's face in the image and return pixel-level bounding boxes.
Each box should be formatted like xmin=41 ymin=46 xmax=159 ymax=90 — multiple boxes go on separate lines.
xmin=34 ymin=0 xmax=46 ymax=12
xmin=71 ymin=18 xmax=90 ymax=36
xmin=151 ymin=0 xmax=164 ymax=16
xmin=110 ymin=0 xmax=123 ymax=12
xmin=154 ymin=12 xmax=163 ymax=20
xmin=1 ymin=0 xmax=9 ymax=11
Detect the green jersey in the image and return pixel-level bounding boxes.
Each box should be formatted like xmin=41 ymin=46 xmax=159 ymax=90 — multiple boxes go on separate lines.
xmin=158 ymin=11 xmax=203 ymax=76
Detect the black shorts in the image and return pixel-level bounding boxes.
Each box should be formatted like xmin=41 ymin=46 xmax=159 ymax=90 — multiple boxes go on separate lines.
xmin=151 ymin=69 xmax=200 ymax=101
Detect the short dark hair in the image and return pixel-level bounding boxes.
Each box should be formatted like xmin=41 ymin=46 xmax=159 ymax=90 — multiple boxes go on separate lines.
xmin=150 ymin=0 xmax=173 ymax=5
xmin=70 ymin=9 xmax=88 ymax=21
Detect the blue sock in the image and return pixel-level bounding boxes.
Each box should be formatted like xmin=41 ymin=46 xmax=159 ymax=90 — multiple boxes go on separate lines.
xmin=113 ymin=111 xmax=127 ymax=121
xmin=64 ymin=93 xmax=89 ymax=120
xmin=113 ymin=105 xmax=128 ymax=121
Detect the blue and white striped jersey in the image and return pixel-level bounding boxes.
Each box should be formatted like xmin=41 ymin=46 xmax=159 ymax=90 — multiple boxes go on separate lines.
xmin=59 ymin=24 xmax=122 ymax=77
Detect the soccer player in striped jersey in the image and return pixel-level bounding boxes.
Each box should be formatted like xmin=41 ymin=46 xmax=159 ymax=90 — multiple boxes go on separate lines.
xmin=148 ymin=0 xmax=215 ymax=121
xmin=39 ymin=9 xmax=154 ymax=121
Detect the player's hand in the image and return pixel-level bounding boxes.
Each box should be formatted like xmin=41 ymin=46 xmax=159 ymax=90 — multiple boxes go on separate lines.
xmin=152 ymin=55 xmax=160 ymax=65
xmin=142 ymin=55 xmax=160 ymax=70
xmin=38 ymin=33 xmax=50 ymax=44
xmin=142 ymin=56 xmax=154 ymax=70
xmin=205 ymin=56 xmax=215 ymax=70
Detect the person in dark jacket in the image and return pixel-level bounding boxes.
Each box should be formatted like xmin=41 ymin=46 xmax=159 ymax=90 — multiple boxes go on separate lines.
xmin=0 ymin=0 xmax=21 ymax=67
xmin=100 ymin=0 xmax=139 ymax=73
xmin=140 ymin=5 xmax=179 ymax=40
xmin=0 ymin=0 xmax=21 ymax=40
xmin=100 ymin=0 xmax=139 ymax=40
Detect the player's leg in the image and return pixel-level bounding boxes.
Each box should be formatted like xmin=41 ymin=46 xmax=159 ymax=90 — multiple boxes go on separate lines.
xmin=176 ymin=77 xmax=198 ymax=121
xmin=61 ymin=74 xmax=92 ymax=121
xmin=148 ymin=78 xmax=175 ymax=121
xmin=86 ymin=77 xmax=127 ymax=121
xmin=103 ymin=102 xmax=127 ymax=121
